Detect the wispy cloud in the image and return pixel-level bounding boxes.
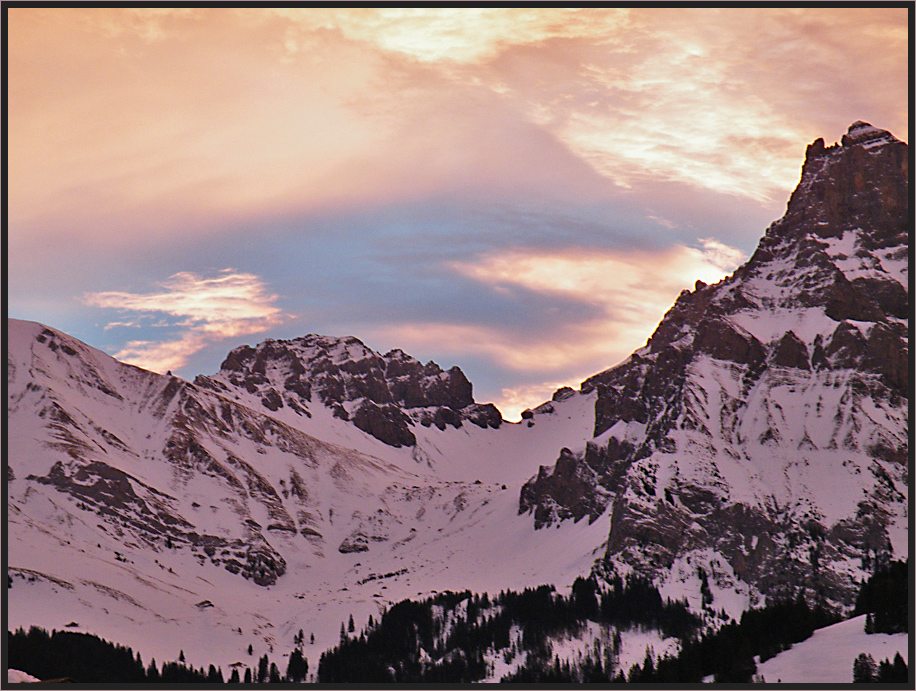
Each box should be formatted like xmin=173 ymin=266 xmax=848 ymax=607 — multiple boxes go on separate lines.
xmin=451 ymin=240 xmax=746 ymax=323
xmin=365 ymin=238 xmax=747 ymax=418
xmin=264 ymin=8 xmax=631 ymax=64
xmin=107 ymin=333 xmax=209 ymax=375
xmin=459 ymin=240 xmax=744 ymax=361
xmin=84 ymin=270 xmax=286 ymax=372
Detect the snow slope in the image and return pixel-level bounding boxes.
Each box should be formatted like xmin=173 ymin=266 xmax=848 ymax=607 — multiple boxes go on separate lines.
xmin=755 ymin=615 xmax=908 ymax=684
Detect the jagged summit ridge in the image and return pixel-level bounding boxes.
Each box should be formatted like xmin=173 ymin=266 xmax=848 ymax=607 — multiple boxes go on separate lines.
xmin=782 ymin=121 xmax=907 ymax=245
xmin=197 ymin=333 xmax=502 ymax=448
xmin=842 ymin=120 xmax=898 ymax=146
xmin=519 ymin=123 xmax=908 ymax=612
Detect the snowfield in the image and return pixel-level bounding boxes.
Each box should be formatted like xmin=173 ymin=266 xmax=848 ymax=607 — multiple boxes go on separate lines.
xmin=8 ymin=669 xmax=41 ymax=683
xmin=6 ymin=319 xmax=613 ymax=675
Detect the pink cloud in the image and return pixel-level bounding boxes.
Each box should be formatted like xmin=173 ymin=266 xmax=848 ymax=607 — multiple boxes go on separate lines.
xmin=371 ymin=239 xmax=747 ymax=414
xmin=84 ymin=270 xmax=286 ymax=373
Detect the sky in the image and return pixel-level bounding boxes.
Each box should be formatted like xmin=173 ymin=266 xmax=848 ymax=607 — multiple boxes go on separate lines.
xmin=6 ymin=7 xmax=910 ymax=420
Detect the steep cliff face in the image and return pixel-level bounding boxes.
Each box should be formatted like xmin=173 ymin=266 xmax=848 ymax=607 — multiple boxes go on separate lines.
xmin=519 ymin=123 xmax=908 ymax=611
xmin=196 ymin=334 xmax=502 ymax=448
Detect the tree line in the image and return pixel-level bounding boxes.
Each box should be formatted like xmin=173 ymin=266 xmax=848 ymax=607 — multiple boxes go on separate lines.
xmin=854 ymin=559 xmax=908 ymax=634
xmin=6 ymin=626 xmax=307 ymax=684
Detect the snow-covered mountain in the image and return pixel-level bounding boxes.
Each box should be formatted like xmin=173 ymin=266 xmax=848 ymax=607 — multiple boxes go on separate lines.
xmin=199 ymin=334 xmax=502 ymax=449
xmin=6 ymin=122 xmax=908 ymax=676
xmin=6 ymin=318 xmax=606 ymax=672
xmin=520 ymin=121 xmax=908 ymax=611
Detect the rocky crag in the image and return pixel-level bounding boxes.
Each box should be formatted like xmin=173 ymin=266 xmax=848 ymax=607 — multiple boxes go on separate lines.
xmin=197 ymin=335 xmax=502 ymax=448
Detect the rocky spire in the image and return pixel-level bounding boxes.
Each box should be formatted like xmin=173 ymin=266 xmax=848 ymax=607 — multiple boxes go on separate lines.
xmin=778 ymin=121 xmax=908 ymax=244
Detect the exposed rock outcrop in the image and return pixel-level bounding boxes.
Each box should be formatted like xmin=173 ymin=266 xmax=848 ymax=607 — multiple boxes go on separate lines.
xmin=199 ymin=335 xmax=502 ymax=447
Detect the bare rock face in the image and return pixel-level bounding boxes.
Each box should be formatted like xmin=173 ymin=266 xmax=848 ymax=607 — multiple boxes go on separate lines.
xmin=520 ymin=440 xmax=631 ymax=528
xmin=693 ymin=318 xmax=766 ymax=367
xmin=790 ymin=122 xmax=908 ymax=242
xmin=199 ymin=335 xmax=502 ymax=447
xmin=520 ymin=123 xmax=908 ymax=612
xmin=351 ymin=401 xmax=417 ymax=448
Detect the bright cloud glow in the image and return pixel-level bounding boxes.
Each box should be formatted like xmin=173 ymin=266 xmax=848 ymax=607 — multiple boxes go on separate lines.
xmin=493 ymin=381 xmax=588 ymax=423
xmin=448 ymin=239 xmax=745 ymax=365
xmin=84 ymin=271 xmax=286 ymax=372
xmin=698 ymin=237 xmax=748 ymax=273
xmin=370 ymin=239 xmax=747 ymax=416
xmin=109 ymin=333 xmax=209 ymax=375
xmin=451 ymin=240 xmax=746 ymax=322
xmin=266 ymin=8 xmax=631 ymax=64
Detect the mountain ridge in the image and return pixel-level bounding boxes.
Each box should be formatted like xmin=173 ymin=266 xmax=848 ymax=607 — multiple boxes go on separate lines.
xmin=195 ymin=332 xmax=502 ymax=450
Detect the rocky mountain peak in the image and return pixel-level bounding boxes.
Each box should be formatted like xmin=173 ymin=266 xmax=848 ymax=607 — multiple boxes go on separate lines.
xmin=520 ymin=124 xmax=908 ymax=611
xmin=779 ymin=121 xmax=907 ymax=246
xmin=842 ymin=120 xmax=897 ymax=146
xmin=197 ymin=333 xmax=502 ymax=448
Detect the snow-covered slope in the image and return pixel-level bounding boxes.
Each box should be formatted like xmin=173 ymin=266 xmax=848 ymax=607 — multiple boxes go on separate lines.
xmin=755 ymin=614 xmax=907 ymax=684
xmin=8 ymin=669 xmax=41 ymax=683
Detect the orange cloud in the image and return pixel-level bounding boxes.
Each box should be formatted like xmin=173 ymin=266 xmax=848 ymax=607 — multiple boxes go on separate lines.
xmin=493 ymin=381 xmax=596 ymax=423
xmin=84 ymin=271 xmax=286 ymax=372
xmin=262 ymin=8 xmax=631 ymax=63
xmin=110 ymin=333 xmax=209 ymax=375
xmin=450 ymin=241 xmax=746 ymax=328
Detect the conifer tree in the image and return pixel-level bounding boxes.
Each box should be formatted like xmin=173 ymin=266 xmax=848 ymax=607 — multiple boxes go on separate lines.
xmin=853 ymin=653 xmax=876 ymax=683
xmin=287 ymin=648 xmax=308 ymax=682
xmin=207 ymin=664 xmax=222 ymax=683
